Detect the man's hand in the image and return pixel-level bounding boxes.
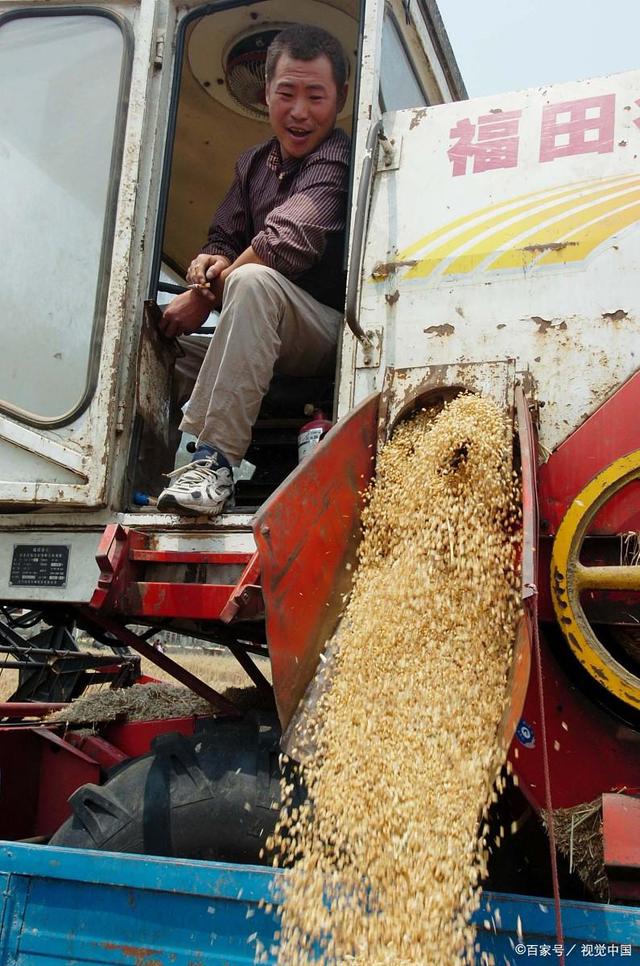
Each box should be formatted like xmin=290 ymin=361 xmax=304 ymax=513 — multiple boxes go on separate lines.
xmin=186 ymin=253 xmax=231 ymax=287
xmin=159 ymin=289 xmax=215 ymax=339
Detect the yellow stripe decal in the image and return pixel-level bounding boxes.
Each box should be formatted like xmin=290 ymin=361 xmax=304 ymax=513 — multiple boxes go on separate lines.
xmin=389 ymin=175 xmax=640 ymax=283
xmin=439 ymin=182 xmax=640 ymax=277
xmin=395 ymin=175 xmax=633 ymax=261
xmin=537 ymin=201 xmax=640 ymax=265
xmin=482 ymin=186 xmax=640 ymax=272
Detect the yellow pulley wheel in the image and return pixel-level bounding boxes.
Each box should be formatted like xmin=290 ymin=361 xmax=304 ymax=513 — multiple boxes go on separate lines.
xmin=551 ymin=449 xmax=640 ymax=711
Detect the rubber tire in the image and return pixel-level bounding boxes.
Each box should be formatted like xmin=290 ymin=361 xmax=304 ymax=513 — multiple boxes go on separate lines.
xmin=50 ymin=712 xmax=284 ymax=863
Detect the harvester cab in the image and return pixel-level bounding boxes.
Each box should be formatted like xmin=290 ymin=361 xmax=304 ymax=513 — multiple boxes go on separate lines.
xmin=1 ymin=0 xmax=640 ymax=903
xmin=0 ymin=0 xmax=461 ymax=654
xmin=0 ymin=0 xmax=464 ymax=853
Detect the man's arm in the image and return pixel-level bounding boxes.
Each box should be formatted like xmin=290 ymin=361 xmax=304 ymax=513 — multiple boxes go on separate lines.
xmin=159 ymin=246 xmax=267 ymax=340
xmin=219 ymin=245 xmax=265 ymax=280
xmin=251 ymin=153 xmax=349 ymax=279
xmin=187 ymin=253 xmax=231 ymax=288
xmin=159 ymin=288 xmax=216 ymax=339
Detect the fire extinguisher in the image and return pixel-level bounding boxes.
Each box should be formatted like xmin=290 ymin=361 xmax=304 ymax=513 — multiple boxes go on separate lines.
xmin=298 ymin=406 xmax=333 ymax=462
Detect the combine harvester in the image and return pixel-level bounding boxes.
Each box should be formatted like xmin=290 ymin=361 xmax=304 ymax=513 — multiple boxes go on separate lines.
xmin=0 ymin=0 xmax=639 ymax=960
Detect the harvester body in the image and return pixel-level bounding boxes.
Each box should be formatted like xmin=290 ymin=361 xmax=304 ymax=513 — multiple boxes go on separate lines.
xmin=0 ymin=0 xmax=639 ymax=949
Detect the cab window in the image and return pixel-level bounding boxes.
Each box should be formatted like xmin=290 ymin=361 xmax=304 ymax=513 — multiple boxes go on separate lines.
xmin=379 ymin=12 xmax=429 ymax=112
xmin=0 ymin=12 xmax=128 ymax=425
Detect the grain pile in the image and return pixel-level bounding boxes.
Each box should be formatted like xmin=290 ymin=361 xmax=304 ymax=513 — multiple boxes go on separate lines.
xmin=268 ymin=394 xmax=521 ymax=965
xmin=47 ymin=682 xmax=215 ymax=725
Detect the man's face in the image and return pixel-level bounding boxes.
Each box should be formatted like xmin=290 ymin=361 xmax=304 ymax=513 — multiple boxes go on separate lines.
xmin=265 ymin=52 xmax=347 ymax=160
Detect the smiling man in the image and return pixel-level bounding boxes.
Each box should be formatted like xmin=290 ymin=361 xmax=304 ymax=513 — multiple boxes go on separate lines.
xmin=157 ymin=25 xmax=350 ymax=516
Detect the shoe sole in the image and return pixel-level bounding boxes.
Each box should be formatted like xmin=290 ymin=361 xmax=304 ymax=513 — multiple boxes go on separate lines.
xmin=156 ymin=493 xmax=222 ymax=517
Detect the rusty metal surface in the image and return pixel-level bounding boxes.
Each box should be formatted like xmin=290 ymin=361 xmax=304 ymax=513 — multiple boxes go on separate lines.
xmin=350 ymin=71 xmax=640 ymax=466
xmin=516 ymin=383 xmax=539 ymax=599
xmin=377 ymin=360 xmax=516 ymax=446
xmin=136 ymin=302 xmax=181 ymax=495
xmin=254 ymin=393 xmax=380 ymax=730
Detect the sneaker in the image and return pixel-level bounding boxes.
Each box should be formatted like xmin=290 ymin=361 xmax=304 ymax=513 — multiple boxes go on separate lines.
xmin=157 ymin=459 xmax=234 ymax=516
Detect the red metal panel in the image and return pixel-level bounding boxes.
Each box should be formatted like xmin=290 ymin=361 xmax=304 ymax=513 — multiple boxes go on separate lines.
xmin=91 ymin=524 xmax=142 ymax=610
xmin=65 ymin=733 xmax=129 ymax=770
xmin=603 ymin=792 xmax=640 ymax=902
xmin=538 ymin=371 xmax=640 ymax=535
xmin=509 ymin=629 xmax=640 ymax=811
xmin=516 ymin=385 xmax=539 ymax=600
xmin=254 ymin=393 xmax=380 ymax=730
xmin=90 ymin=525 xmax=254 ymax=621
xmin=0 ymin=702 xmax=67 ymax=718
xmin=132 ymin=582 xmax=236 ymax=619
xmin=603 ymin=792 xmax=640 ymax=867
xmin=495 ymin=388 xmax=534 ymax=753
xmin=103 ymin=716 xmax=198 ymax=758
xmin=35 ymin=728 xmax=101 ymax=837
xmin=128 ymin=550 xmax=252 ymax=565
xmin=0 ymin=729 xmax=41 ymax=839
xmin=220 ymin=551 xmax=262 ymax=623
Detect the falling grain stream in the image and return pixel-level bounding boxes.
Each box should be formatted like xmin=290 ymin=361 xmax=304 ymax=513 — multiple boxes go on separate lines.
xmin=268 ymin=394 xmax=522 ymax=965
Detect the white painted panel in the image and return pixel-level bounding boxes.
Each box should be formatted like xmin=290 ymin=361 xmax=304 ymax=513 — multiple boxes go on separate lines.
xmin=0 ymin=530 xmax=102 ymax=603
xmin=0 ymin=439 xmax=80 ymax=486
xmin=355 ymin=70 xmax=640 ymax=455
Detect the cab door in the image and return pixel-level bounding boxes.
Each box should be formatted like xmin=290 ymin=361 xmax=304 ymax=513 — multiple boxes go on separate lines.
xmin=0 ymin=4 xmax=142 ymax=509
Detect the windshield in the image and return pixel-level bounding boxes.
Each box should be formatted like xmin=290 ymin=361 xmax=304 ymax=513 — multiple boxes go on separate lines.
xmin=0 ymin=12 xmax=126 ymax=424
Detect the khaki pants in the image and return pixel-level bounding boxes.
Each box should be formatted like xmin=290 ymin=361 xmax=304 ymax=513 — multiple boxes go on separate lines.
xmin=179 ymin=264 xmax=342 ymax=465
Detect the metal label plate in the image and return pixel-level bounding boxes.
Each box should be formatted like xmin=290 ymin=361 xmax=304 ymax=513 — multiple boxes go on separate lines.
xmin=10 ymin=545 xmax=70 ymax=588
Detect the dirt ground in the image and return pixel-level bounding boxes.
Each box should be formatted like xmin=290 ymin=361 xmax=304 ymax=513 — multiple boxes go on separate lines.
xmin=0 ymin=649 xmax=270 ymax=703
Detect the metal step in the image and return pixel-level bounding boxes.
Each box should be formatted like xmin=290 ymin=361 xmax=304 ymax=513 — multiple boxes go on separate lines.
xmin=90 ymin=524 xmax=262 ymax=623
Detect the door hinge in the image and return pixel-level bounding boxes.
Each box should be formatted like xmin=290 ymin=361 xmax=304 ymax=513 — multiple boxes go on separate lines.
xmin=116 ymin=399 xmax=127 ymax=434
xmin=154 ymin=30 xmax=165 ymax=69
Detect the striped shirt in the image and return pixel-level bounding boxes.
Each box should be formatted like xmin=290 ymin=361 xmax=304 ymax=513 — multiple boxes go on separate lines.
xmin=202 ymin=128 xmax=351 ymax=311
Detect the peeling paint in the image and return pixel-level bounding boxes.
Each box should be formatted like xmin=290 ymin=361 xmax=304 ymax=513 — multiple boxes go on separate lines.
xmin=424 ymin=323 xmax=455 ymax=337
xmin=371 ymin=259 xmax=417 ymax=279
xmin=522 ymin=241 xmax=578 ymax=254
xmin=602 ymin=309 xmax=628 ymax=323
xmin=101 ymin=943 xmax=162 ymax=966
xmin=531 ymin=316 xmax=567 ymax=334
xmin=385 ymin=290 xmax=400 ymax=306
xmin=409 ymin=107 xmax=428 ymax=130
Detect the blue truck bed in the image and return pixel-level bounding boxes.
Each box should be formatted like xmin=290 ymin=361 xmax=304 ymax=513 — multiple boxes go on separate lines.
xmin=0 ymin=842 xmax=638 ymax=964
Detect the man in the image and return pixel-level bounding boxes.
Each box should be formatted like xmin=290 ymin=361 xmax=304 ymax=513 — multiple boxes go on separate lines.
xmin=157 ymin=24 xmax=350 ymax=516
